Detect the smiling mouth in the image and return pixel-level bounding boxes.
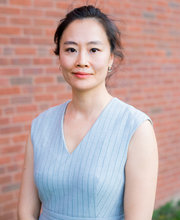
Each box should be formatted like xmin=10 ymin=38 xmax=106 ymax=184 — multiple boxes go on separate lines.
xmin=72 ymin=72 xmax=93 ymax=75
xmin=72 ymin=72 xmax=93 ymax=78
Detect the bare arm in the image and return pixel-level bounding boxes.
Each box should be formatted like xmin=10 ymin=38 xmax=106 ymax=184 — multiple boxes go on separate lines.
xmin=17 ymin=131 xmax=41 ymax=220
xmin=124 ymin=120 xmax=159 ymax=220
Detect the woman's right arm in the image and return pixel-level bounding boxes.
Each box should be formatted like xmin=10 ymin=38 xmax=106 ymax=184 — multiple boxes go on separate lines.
xmin=17 ymin=131 xmax=41 ymax=220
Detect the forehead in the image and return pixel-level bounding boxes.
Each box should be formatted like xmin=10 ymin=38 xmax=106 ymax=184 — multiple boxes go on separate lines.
xmin=60 ymin=18 xmax=109 ymax=44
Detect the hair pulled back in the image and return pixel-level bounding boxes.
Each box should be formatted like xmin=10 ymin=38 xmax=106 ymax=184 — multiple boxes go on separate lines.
xmin=54 ymin=5 xmax=124 ymax=62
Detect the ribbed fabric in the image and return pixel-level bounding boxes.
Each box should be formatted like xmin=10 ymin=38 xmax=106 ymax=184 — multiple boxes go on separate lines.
xmin=31 ymin=97 xmax=153 ymax=220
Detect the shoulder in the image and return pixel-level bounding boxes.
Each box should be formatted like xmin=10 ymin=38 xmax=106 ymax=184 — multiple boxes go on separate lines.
xmin=114 ymin=96 xmax=157 ymax=159
xmin=127 ymin=118 xmax=157 ymax=161
xmin=32 ymin=100 xmax=68 ymax=123
xmin=30 ymin=100 xmax=70 ymax=135
xmin=113 ymin=97 xmax=153 ymax=127
xmin=112 ymin=98 xmax=157 ymax=163
xmin=124 ymin=118 xmax=158 ymax=219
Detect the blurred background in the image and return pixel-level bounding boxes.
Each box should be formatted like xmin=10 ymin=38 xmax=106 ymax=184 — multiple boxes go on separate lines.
xmin=0 ymin=0 xmax=180 ymax=219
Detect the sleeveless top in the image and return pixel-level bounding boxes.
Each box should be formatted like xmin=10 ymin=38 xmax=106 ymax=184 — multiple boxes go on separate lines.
xmin=31 ymin=97 xmax=153 ymax=220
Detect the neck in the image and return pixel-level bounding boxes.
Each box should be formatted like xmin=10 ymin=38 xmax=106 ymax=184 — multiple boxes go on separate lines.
xmin=69 ymin=84 xmax=113 ymax=116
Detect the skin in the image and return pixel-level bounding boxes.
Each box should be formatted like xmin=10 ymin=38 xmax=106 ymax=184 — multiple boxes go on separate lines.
xmin=59 ymin=18 xmax=114 ymax=153
xmin=124 ymin=120 xmax=158 ymax=219
xmin=59 ymin=18 xmax=114 ymax=93
xmin=17 ymin=18 xmax=158 ymax=220
xmin=17 ymin=133 xmax=41 ymax=220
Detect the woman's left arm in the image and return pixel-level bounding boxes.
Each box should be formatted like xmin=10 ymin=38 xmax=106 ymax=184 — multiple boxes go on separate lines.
xmin=124 ymin=120 xmax=159 ymax=220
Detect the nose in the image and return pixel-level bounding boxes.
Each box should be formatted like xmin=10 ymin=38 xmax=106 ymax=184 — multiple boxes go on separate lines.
xmin=75 ymin=50 xmax=89 ymax=68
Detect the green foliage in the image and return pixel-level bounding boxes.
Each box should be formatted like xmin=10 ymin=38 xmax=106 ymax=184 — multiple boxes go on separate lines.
xmin=153 ymin=200 xmax=180 ymax=220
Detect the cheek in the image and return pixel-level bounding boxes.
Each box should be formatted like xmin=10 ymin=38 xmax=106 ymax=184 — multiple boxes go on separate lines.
xmin=59 ymin=54 xmax=75 ymax=70
xmin=93 ymin=54 xmax=110 ymax=70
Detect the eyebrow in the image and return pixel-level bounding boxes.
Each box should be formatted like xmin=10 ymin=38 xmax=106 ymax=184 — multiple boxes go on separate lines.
xmin=63 ymin=41 xmax=103 ymax=45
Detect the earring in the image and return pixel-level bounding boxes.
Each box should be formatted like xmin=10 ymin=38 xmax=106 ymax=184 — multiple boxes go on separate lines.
xmin=108 ymin=66 xmax=112 ymax=72
xmin=59 ymin=65 xmax=62 ymax=71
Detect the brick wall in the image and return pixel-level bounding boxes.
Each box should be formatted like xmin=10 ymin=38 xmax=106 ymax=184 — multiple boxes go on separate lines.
xmin=0 ymin=0 xmax=180 ymax=219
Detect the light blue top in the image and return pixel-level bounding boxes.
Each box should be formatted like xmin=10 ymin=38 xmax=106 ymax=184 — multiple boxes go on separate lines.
xmin=31 ymin=97 xmax=153 ymax=220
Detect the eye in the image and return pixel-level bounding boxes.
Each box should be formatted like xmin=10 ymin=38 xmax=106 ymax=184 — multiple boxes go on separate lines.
xmin=90 ymin=48 xmax=100 ymax=53
xmin=65 ymin=48 xmax=77 ymax=53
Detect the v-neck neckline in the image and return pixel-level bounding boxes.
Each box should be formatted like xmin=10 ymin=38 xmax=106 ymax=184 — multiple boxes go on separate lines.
xmin=61 ymin=97 xmax=116 ymax=155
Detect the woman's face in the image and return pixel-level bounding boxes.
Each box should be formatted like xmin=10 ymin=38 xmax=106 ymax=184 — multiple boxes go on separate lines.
xmin=59 ymin=18 xmax=114 ymax=92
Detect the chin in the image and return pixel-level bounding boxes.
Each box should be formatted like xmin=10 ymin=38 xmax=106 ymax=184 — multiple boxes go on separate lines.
xmin=71 ymin=82 xmax=105 ymax=93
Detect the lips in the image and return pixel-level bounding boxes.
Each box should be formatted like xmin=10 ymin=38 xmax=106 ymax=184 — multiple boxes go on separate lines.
xmin=72 ymin=71 xmax=93 ymax=79
xmin=72 ymin=72 xmax=92 ymax=75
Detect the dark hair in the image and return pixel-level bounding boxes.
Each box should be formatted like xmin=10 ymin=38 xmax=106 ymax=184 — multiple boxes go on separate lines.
xmin=54 ymin=5 xmax=124 ymax=62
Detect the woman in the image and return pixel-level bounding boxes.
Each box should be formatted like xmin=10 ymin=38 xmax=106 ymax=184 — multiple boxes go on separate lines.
xmin=18 ymin=5 xmax=158 ymax=220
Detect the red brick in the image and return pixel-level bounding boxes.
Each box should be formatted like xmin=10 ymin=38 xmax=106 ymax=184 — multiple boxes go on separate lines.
xmin=0 ymin=27 xmax=21 ymax=35
xmin=0 ymin=0 xmax=7 ymax=4
xmin=10 ymin=17 xmax=31 ymax=25
xmin=39 ymin=103 xmax=49 ymax=111
xmin=3 ymin=107 xmax=14 ymax=114
xmin=12 ymin=114 xmax=33 ymax=123
xmin=10 ymin=77 xmax=32 ymax=85
xmin=33 ymin=18 xmax=54 ymax=26
xmin=0 ymin=6 xmax=20 ymax=15
xmin=23 ymin=27 xmax=43 ymax=36
xmin=56 ymin=2 xmax=69 ymax=9
xmin=12 ymin=134 xmax=27 ymax=143
xmin=157 ymin=14 xmax=168 ymax=20
xmin=33 ymin=58 xmax=53 ymax=65
xmin=33 ymin=0 xmax=53 ymax=8
xmin=35 ymin=76 xmax=54 ymax=84
xmin=9 ymin=0 xmax=31 ymax=6
xmin=14 ymin=172 xmax=22 ymax=182
xmin=10 ymin=37 xmax=31 ymax=44
xmin=16 ymin=104 xmax=37 ymax=113
xmin=13 ymin=189 xmax=20 ymax=199
xmin=0 ymin=37 xmax=9 ymax=44
xmin=0 ymin=98 xmax=9 ymax=105
xmin=1 ymin=145 xmax=23 ymax=154
xmin=0 ymin=78 xmax=9 ymax=86
xmin=0 ymin=87 xmax=20 ymax=95
xmin=45 ymin=10 xmax=62 ymax=17
xmin=0 ymin=137 xmax=10 ymax=145
xmin=46 ymin=67 xmax=59 ymax=74
xmin=23 ymin=68 xmax=44 ymax=75
xmin=4 ymin=46 xmax=14 ymax=57
xmin=0 ymin=167 xmax=5 ymax=175
xmin=15 ymin=47 xmax=36 ymax=55
xmin=24 ymin=124 xmax=31 ymax=132
xmin=3 ymin=201 xmax=17 ymax=212
xmin=35 ymin=94 xmax=55 ymax=102
xmin=0 ymin=16 xmax=7 ymax=23
xmin=0 ymin=156 xmax=11 ymax=165
xmin=22 ymin=86 xmax=44 ymax=94
xmin=0 ymin=125 xmax=22 ymax=134
xmin=11 ymin=58 xmax=32 ymax=65
xmin=0 ymin=193 xmax=13 ymax=203
xmin=21 ymin=8 xmax=44 ymax=16
xmin=46 ymin=84 xmax=66 ymax=93
xmin=33 ymin=37 xmax=52 ymax=45
xmin=45 ymin=28 xmax=55 ymax=37
xmin=0 ymin=68 xmax=20 ymax=76
xmin=0 ymin=212 xmax=14 ymax=219
xmin=56 ymin=93 xmax=71 ymax=101
xmin=0 ymin=117 xmax=9 ymax=125
xmin=0 ymin=58 xmax=9 ymax=65
xmin=7 ymin=164 xmax=21 ymax=172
